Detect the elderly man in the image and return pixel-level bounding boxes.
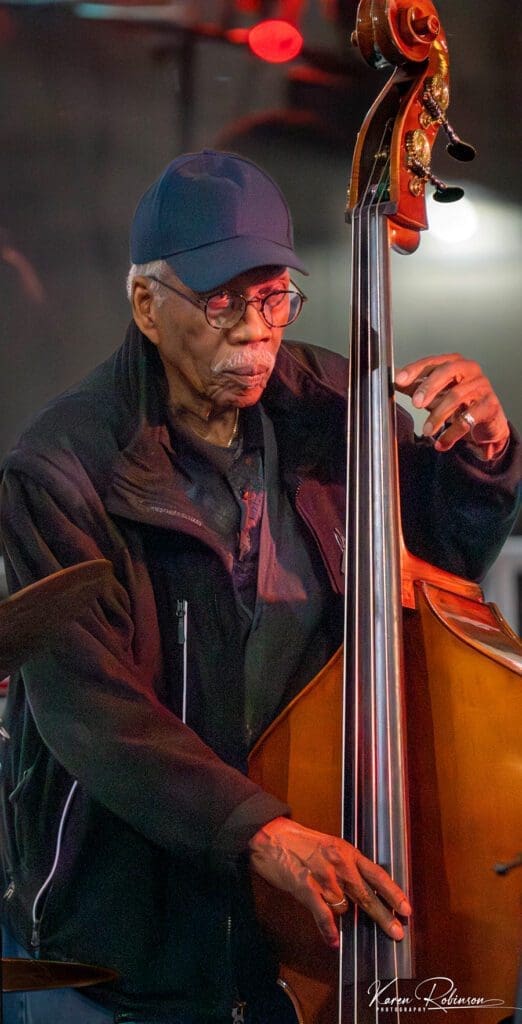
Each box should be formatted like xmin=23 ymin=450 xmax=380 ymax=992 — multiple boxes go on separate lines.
xmin=0 ymin=150 xmax=519 ymax=1024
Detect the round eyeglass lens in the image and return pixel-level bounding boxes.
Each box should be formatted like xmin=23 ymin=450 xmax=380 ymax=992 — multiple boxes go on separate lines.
xmin=264 ymin=290 xmax=303 ymax=326
xmin=205 ymin=293 xmax=243 ymax=328
xmin=204 ymin=288 xmax=303 ymax=329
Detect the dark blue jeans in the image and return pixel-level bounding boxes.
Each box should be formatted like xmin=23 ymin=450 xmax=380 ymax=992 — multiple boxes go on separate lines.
xmin=0 ymin=929 xmax=297 ymax=1023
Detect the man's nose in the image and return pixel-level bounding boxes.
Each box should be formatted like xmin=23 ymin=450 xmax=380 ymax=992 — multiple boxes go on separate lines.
xmin=227 ymin=301 xmax=271 ymax=343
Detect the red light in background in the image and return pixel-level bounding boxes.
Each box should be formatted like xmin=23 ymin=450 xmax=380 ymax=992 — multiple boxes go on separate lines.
xmin=248 ymin=20 xmax=303 ymax=63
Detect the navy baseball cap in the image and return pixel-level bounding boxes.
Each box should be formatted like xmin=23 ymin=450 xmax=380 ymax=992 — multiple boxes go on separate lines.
xmin=130 ymin=149 xmax=308 ymax=292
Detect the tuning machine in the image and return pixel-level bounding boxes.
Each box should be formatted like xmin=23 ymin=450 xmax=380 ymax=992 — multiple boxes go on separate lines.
xmin=406 ymin=129 xmax=465 ymax=204
xmin=421 ymin=75 xmax=476 ymax=162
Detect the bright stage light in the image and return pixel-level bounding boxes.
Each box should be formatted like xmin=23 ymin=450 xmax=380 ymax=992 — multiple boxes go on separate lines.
xmin=428 ymin=194 xmax=479 ymax=244
xmin=248 ymin=20 xmax=303 ymax=63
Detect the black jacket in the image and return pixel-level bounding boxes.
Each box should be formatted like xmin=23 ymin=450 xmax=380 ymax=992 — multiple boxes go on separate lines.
xmin=0 ymin=324 xmax=519 ymax=1018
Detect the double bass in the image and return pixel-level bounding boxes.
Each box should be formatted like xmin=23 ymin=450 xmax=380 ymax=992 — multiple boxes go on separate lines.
xmin=249 ymin=1 xmax=522 ymax=1021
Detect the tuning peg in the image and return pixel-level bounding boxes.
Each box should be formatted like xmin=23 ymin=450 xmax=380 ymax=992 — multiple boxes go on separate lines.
xmin=445 ymin=131 xmax=476 ymax=163
xmin=406 ymin=130 xmax=465 ymax=203
xmin=422 ymin=76 xmax=476 ymax=163
xmin=431 ymin=177 xmax=465 ymax=204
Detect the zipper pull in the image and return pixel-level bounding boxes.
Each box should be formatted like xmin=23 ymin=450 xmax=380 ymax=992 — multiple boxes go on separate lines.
xmin=232 ymin=1002 xmax=247 ymax=1023
xmin=3 ymin=881 xmax=15 ymax=902
xmin=334 ymin=528 xmax=346 ymax=574
xmin=31 ymin=922 xmax=40 ymax=950
xmin=175 ymin=599 xmax=187 ymax=644
xmin=175 ymin=599 xmax=188 ymax=725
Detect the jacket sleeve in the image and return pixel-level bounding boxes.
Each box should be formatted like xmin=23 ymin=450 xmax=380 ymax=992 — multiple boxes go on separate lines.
xmin=397 ymin=410 xmax=521 ymax=580
xmin=0 ymin=454 xmax=288 ymax=864
xmin=284 ymin=341 xmax=521 ymax=582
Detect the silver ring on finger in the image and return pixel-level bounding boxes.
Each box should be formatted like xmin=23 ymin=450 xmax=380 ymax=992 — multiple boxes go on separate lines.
xmin=460 ymin=409 xmax=477 ymax=430
xmin=324 ymin=895 xmax=349 ymax=909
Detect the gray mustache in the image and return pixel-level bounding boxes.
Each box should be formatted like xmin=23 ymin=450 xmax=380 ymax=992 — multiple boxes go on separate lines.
xmin=212 ymin=349 xmax=276 ymax=375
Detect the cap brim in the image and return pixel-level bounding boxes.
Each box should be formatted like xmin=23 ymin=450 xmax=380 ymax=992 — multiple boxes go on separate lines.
xmin=164 ymin=235 xmax=308 ymax=292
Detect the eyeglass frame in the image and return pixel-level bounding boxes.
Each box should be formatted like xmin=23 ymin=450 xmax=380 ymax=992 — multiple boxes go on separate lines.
xmin=145 ymin=274 xmax=307 ymax=330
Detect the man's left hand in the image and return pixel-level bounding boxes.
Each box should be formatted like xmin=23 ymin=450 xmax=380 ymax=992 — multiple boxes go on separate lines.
xmin=395 ymin=353 xmax=510 ymax=462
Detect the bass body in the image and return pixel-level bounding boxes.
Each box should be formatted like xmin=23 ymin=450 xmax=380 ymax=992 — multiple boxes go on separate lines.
xmin=249 ymin=581 xmax=522 ymax=1023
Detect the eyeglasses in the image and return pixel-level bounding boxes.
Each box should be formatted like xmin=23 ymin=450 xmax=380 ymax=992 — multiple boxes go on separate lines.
xmin=146 ymin=275 xmax=307 ymax=330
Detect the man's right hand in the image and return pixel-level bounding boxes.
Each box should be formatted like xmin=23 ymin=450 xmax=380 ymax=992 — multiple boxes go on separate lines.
xmin=248 ymin=817 xmax=411 ymax=949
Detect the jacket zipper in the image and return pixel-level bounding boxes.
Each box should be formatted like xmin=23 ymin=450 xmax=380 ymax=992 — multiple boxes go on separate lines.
xmin=295 ymin=481 xmax=346 ymax=582
xmin=139 ymin=500 xmax=233 ymax=573
xmin=30 ymin=779 xmax=78 ymax=952
xmin=140 ymin=502 xmax=203 ymax=528
xmin=334 ymin=527 xmax=346 ymax=574
xmin=227 ymin=907 xmax=246 ymax=1023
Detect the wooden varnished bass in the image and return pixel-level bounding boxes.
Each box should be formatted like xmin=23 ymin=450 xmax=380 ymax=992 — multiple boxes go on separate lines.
xmin=250 ymin=586 xmax=522 ymax=1022
xmin=249 ymin=2 xmax=522 ymax=1022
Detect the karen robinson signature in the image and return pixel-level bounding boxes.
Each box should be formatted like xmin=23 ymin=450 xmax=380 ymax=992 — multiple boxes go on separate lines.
xmin=367 ymin=976 xmax=518 ymax=1013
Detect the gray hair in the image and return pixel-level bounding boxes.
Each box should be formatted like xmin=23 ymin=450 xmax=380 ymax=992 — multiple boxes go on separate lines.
xmin=126 ymin=259 xmax=170 ymax=304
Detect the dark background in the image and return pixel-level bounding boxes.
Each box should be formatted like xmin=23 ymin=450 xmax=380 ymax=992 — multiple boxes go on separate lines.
xmin=1 ymin=0 xmax=520 ymax=470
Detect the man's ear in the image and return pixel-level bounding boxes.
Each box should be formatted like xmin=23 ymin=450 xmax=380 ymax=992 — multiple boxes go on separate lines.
xmin=131 ymin=277 xmax=160 ymax=345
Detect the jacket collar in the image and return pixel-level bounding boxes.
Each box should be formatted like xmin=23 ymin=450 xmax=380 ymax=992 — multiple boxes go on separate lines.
xmin=105 ymin=323 xmax=346 ymax=545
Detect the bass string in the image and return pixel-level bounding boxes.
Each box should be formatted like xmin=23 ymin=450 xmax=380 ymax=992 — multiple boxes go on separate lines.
xmin=348 ymin=125 xmax=381 ymax=1024
xmin=348 ymin=122 xmax=403 ymax=1024
xmin=373 ymin=149 xmax=403 ymax=1018
xmin=372 ymin=135 xmax=407 ymax=1020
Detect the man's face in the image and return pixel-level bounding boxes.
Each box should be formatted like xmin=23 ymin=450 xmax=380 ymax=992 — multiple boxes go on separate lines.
xmin=147 ymin=266 xmax=289 ymax=414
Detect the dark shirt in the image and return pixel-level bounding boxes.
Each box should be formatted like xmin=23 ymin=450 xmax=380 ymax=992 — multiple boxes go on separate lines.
xmin=168 ymin=402 xmax=342 ymax=764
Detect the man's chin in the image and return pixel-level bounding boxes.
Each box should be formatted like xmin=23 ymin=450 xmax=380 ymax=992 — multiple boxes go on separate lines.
xmin=215 ymin=375 xmax=269 ymax=407
xmin=231 ymin=385 xmax=266 ymax=407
